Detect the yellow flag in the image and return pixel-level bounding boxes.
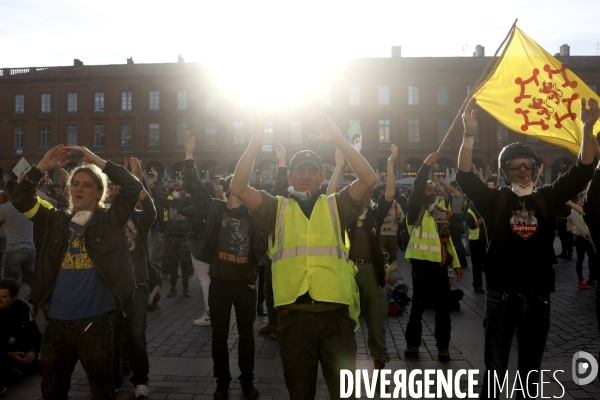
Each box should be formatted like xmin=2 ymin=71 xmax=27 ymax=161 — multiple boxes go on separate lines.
xmin=472 ymin=27 xmax=600 ymax=154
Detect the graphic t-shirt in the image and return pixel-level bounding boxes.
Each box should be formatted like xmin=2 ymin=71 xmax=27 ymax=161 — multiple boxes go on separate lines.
xmin=49 ymin=222 xmax=117 ymax=320
xmin=209 ymin=208 xmax=255 ymax=280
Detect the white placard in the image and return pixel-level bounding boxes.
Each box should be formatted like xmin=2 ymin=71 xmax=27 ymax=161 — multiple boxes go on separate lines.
xmin=12 ymin=157 xmax=31 ymax=177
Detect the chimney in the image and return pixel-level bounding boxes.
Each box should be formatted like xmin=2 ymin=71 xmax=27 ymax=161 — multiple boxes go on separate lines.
xmin=560 ymin=44 xmax=570 ymax=56
xmin=391 ymin=46 xmax=402 ymax=58
xmin=73 ymin=59 xmax=83 ymax=67
xmin=473 ymin=45 xmax=485 ymax=57
xmin=127 ymin=57 xmax=134 ymax=65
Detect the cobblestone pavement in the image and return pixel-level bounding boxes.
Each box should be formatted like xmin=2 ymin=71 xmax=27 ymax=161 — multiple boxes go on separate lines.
xmin=7 ymin=240 xmax=600 ymax=399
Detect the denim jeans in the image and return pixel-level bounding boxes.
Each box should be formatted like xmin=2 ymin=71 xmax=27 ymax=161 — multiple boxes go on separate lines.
xmin=111 ymin=284 xmax=150 ymax=388
xmin=480 ymin=291 xmax=551 ymax=400
xmin=40 ymin=316 xmax=115 ymax=400
xmin=263 ymin=259 xmax=278 ymax=324
xmin=2 ymin=247 xmax=35 ymax=286
xmin=209 ymin=277 xmax=256 ymax=384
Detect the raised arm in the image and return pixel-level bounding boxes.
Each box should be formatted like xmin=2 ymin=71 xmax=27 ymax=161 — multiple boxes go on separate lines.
xmin=580 ymin=98 xmax=600 ymax=165
xmin=308 ymin=111 xmax=377 ymax=202
xmin=230 ymin=119 xmax=265 ymax=211
xmin=385 ymin=144 xmax=398 ymax=202
xmin=327 ymin=148 xmax=345 ymax=196
xmin=11 ymin=145 xmax=70 ymax=226
xmin=458 ymin=98 xmax=477 ymax=173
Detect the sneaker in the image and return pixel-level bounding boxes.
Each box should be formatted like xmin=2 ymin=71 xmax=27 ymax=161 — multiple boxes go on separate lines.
xmin=115 ymin=387 xmax=122 ymax=393
xmin=241 ymin=381 xmax=259 ymax=399
xmin=256 ymin=303 xmax=266 ymax=316
xmin=270 ymin=332 xmax=278 ymax=340
xmin=194 ymin=313 xmax=211 ymax=326
xmin=474 ymin=286 xmax=486 ymax=294
xmin=258 ymin=322 xmax=277 ymax=334
xmin=438 ymin=348 xmax=451 ymax=362
xmin=586 ymin=278 xmax=596 ymax=286
xmin=214 ymin=382 xmax=229 ymax=399
xmin=404 ymin=346 xmax=419 ymax=358
xmin=578 ymin=280 xmax=590 ymax=289
xmin=135 ymin=385 xmax=149 ymax=398
xmin=167 ymin=287 xmax=177 ymax=297
xmin=183 ymin=287 xmax=190 ymax=298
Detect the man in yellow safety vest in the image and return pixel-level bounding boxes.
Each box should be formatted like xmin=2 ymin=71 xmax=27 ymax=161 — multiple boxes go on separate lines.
xmin=403 ymin=152 xmax=463 ymax=362
xmin=231 ymin=112 xmax=377 ymax=400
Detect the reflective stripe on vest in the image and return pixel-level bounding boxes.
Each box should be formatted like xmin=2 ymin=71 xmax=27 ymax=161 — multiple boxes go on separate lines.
xmin=271 ymin=197 xmax=349 ymax=263
xmin=269 ymin=194 xmax=353 ymax=307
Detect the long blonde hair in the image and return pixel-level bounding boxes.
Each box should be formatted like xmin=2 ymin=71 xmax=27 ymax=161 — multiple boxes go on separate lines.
xmin=65 ymin=165 xmax=108 ymax=211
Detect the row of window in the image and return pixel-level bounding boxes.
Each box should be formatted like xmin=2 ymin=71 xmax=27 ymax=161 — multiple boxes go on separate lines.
xmin=10 ymin=82 xmax=600 ymax=114
xmin=11 ymin=119 xmax=521 ymax=151
xmin=12 ymin=90 xmax=208 ymax=113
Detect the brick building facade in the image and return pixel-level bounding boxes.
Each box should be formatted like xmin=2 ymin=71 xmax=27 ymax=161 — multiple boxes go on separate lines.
xmin=1 ymin=53 xmax=598 ymax=184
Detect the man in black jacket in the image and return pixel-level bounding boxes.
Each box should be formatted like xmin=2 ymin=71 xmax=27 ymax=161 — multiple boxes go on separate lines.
xmin=456 ymin=98 xmax=599 ymax=398
xmin=11 ymin=144 xmax=142 ymax=400
xmin=183 ymin=132 xmax=267 ymax=399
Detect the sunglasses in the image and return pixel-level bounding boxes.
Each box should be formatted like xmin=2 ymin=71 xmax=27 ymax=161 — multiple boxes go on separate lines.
xmin=505 ymin=158 xmax=536 ymax=171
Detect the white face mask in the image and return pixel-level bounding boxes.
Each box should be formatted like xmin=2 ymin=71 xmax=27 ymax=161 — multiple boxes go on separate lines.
xmin=511 ymin=182 xmax=534 ymax=197
xmin=358 ymin=208 xmax=368 ymax=220
xmin=171 ymin=191 xmax=181 ymax=200
xmin=71 ymin=211 xmax=93 ymax=226
xmin=287 ymin=186 xmax=312 ymax=202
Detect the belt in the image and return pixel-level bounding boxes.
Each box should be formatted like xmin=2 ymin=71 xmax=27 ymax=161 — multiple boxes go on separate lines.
xmin=353 ymin=259 xmax=372 ymax=265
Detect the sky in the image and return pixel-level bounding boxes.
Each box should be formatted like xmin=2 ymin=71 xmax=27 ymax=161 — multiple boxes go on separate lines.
xmin=1 ymin=0 xmax=599 ymax=105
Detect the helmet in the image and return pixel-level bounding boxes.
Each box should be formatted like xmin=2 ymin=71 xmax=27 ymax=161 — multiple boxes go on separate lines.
xmin=498 ymin=142 xmax=539 ymax=184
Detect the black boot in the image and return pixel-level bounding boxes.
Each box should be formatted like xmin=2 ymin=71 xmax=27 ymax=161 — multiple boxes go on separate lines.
xmin=241 ymin=381 xmax=259 ymax=399
xmin=214 ymin=382 xmax=229 ymax=399
xmin=256 ymin=303 xmax=266 ymax=316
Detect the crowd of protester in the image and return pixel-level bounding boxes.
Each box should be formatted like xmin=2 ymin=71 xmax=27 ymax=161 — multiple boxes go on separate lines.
xmin=0 ymin=98 xmax=598 ymax=399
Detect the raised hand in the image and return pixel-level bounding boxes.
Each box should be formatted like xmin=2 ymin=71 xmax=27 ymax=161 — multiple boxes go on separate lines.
xmin=334 ymin=148 xmax=345 ymax=168
xmin=388 ymin=144 xmax=398 ymax=164
xmin=424 ymin=152 xmax=442 ymax=167
xmin=275 ymin=141 xmax=286 ymax=167
xmin=37 ymin=145 xmax=71 ymax=173
xmin=64 ymin=146 xmax=106 ymax=170
xmin=184 ymin=131 xmax=195 ymax=159
xmin=146 ymin=169 xmax=157 ymax=187
xmin=59 ymin=168 xmax=69 ymax=183
xmin=130 ymin=157 xmax=143 ymax=180
xmin=307 ymin=110 xmax=344 ymax=144
xmin=462 ymin=98 xmax=478 ymax=136
xmin=581 ymin=98 xmax=600 ymax=127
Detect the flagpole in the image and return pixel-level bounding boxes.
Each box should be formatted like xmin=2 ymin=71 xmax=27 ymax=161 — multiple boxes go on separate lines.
xmin=437 ymin=18 xmax=518 ymax=153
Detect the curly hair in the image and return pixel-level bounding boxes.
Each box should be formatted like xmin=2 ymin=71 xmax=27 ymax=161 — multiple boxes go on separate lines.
xmin=65 ymin=165 xmax=108 ymax=211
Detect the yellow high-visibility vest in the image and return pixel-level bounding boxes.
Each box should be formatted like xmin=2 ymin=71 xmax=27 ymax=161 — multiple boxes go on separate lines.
xmin=405 ymin=207 xmax=460 ymax=269
xmin=269 ymin=194 xmax=356 ymax=308
xmin=467 ymin=208 xmax=480 ymax=240
xmin=572 ymin=214 xmax=588 ymax=236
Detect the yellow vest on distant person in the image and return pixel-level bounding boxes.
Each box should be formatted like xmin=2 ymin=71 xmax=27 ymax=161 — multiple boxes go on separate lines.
xmin=405 ymin=206 xmax=460 ymax=269
xmin=467 ymin=208 xmax=480 ymax=240
xmin=269 ymin=194 xmax=356 ymax=308
xmin=572 ymin=214 xmax=588 ymax=236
